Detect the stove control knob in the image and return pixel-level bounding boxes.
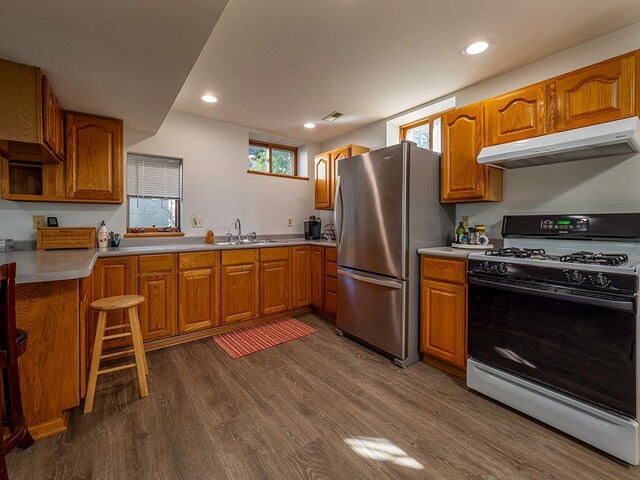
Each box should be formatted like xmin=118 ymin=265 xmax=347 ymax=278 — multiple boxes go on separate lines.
xmin=566 ymin=270 xmax=584 ymax=284
xmin=480 ymin=261 xmax=492 ymax=272
xmin=592 ymin=273 xmax=610 ymax=287
xmin=496 ymin=263 xmax=508 ymax=274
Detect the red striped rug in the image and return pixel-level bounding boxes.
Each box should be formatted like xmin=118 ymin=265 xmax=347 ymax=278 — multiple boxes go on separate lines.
xmin=213 ymin=317 xmax=318 ymax=359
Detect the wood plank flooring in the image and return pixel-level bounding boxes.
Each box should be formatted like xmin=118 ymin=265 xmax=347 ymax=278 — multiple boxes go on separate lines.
xmin=7 ymin=313 xmax=638 ymax=479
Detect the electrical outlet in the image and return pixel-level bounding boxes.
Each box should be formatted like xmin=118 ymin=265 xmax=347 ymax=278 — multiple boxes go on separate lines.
xmin=192 ymin=215 xmax=204 ymax=228
xmin=287 ymin=217 xmax=293 ymax=227
xmin=33 ymin=215 xmax=45 ymax=229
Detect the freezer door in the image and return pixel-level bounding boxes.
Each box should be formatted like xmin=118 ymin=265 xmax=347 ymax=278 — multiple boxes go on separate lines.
xmin=335 ymin=144 xmax=406 ymax=278
xmin=337 ymin=267 xmax=407 ymax=360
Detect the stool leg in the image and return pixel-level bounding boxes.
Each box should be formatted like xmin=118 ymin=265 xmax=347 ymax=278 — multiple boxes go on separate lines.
xmin=84 ymin=311 xmax=108 ymax=414
xmin=127 ymin=307 xmax=148 ymax=397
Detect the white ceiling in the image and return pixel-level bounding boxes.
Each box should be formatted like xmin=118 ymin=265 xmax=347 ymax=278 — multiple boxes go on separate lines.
xmin=0 ymin=0 xmax=229 ymax=133
xmin=172 ymin=0 xmax=640 ymax=143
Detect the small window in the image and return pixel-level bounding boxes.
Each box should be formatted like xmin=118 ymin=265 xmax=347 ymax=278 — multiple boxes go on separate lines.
xmin=127 ymin=153 xmax=182 ymax=232
xmin=400 ymin=115 xmax=442 ymax=153
xmin=248 ymin=141 xmax=298 ymax=177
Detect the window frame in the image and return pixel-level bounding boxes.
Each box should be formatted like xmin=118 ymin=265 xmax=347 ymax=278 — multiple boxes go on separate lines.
xmin=126 ymin=152 xmax=184 ymax=236
xmin=400 ymin=112 xmax=448 ymax=151
xmin=248 ymin=140 xmax=300 ymax=178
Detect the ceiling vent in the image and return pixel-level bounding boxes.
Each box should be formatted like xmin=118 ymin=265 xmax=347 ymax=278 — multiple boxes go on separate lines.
xmin=322 ymin=111 xmax=343 ymax=123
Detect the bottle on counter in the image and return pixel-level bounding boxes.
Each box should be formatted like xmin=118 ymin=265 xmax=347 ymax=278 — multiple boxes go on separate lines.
xmin=206 ymin=230 xmax=215 ymax=244
xmin=476 ymin=225 xmax=490 ymax=245
xmin=97 ymin=220 xmax=109 ymax=248
xmin=455 ymin=222 xmax=464 ymax=244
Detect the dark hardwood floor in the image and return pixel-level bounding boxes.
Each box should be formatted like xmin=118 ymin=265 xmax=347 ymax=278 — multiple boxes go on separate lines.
xmin=7 ymin=313 xmax=638 ymax=479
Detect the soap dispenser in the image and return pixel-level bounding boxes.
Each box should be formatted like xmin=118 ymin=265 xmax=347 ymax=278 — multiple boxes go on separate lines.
xmin=98 ymin=220 xmax=109 ymax=248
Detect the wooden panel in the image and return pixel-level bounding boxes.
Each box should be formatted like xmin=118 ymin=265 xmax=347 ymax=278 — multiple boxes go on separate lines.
xmin=36 ymin=227 xmax=95 ymax=250
xmin=79 ymin=274 xmax=92 ymax=399
xmin=139 ymin=253 xmax=176 ymax=274
xmin=221 ymin=249 xmax=258 ymax=266
xmin=314 ymin=153 xmax=332 ymax=209
xmin=221 ymin=263 xmax=259 ymax=324
xmin=259 ymin=246 xmax=290 ymax=262
xmin=42 ymin=75 xmax=64 ymax=160
xmin=325 ymin=275 xmax=337 ymax=294
xmin=178 ymin=268 xmax=219 ymax=333
xmin=485 ymin=83 xmax=546 ymax=146
xmin=421 ymin=279 xmax=467 ymax=369
xmin=91 ymin=257 xmax=137 ymax=351
xmin=139 ymin=272 xmax=177 ymax=340
xmin=291 ymin=246 xmax=312 ymax=308
xmin=15 ymin=280 xmax=79 ymax=435
xmin=325 ymin=247 xmax=337 ymax=262
xmin=0 ymin=59 xmax=40 ymax=144
xmin=325 ymin=261 xmax=337 ymax=278
xmin=178 ymin=251 xmax=218 ymax=270
xmin=311 ymin=246 xmax=325 ymax=309
xmin=65 ymin=112 xmax=123 ymax=202
xmin=421 ymin=256 xmax=467 ymax=284
xmin=259 ymin=259 xmax=291 ymax=315
xmin=324 ymin=291 xmax=337 ymax=317
xmin=555 ymin=53 xmax=636 ymax=131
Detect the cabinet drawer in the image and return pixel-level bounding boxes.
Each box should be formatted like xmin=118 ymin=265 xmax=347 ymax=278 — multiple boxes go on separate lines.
xmin=325 ymin=261 xmax=337 ymax=278
xmin=221 ymin=249 xmax=258 ymax=266
xmin=325 ymin=247 xmax=337 ymax=262
xmin=422 ymin=256 xmax=467 ymax=284
xmin=139 ymin=254 xmax=175 ymax=274
xmin=259 ymin=247 xmax=290 ymax=262
xmin=325 ymin=275 xmax=337 ymax=294
xmin=178 ymin=251 xmax=219 ymax=270
xmin=325 ymin=291 xmax=337 ymax=316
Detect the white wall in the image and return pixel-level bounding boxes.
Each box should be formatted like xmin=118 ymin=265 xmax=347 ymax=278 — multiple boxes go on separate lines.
xmin=318 ymin=22 xmax=640 ymax=239
xmin=0 ymin=111 xmax=320 ymax=240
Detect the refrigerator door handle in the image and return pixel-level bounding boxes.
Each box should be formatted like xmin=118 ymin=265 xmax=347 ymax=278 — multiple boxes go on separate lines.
xmin=334 ymin=175 xmax=343 ymax=253
xmin=338 ymin=268 xmax=403 ymax=289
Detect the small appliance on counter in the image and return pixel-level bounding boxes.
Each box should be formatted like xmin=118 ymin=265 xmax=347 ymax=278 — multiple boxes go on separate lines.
xmin=304 ymin=216 xmax=322 ymax=240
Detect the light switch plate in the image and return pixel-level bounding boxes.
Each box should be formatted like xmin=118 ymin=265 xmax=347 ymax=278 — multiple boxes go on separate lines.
xmin=33 ymin=215 xmax=45 ymax=229
xmin=192 ymin=215 xmax=204 ymax=228
xmin=287 ymin=217 xmax=293 ymax=227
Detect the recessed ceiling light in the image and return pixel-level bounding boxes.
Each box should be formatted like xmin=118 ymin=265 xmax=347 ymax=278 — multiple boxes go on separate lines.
xmin=463 ymin=40 xmax=489 ymax=56
xmin=201 ymin=95 xmax=218 ymax=103
xmin=304 ymin=123 xmax=316 ymax=129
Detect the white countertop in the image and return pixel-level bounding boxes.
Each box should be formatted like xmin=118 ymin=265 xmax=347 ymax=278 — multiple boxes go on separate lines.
xmin=417 ymin=246 xmax=474 ymax=259
xmin=1 ymin=239 xmax=336 ymax=284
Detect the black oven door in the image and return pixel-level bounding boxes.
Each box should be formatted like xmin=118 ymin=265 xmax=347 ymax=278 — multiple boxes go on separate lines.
xmin=468 ymin=274 xmax=637 ymax=418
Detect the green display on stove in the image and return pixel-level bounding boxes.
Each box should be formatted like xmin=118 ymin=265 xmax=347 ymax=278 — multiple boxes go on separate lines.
xmin=556 ymin=220 xmax=571 ymax=225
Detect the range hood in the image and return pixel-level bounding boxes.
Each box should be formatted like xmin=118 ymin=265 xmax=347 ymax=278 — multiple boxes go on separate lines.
xmin=477 ymin=117 xmax=640 ymax=169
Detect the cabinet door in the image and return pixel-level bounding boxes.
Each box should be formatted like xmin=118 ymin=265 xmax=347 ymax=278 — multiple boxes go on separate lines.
xmin=554 ymin=53 xmax=636 ymax=132
xmin=441 ymin=103 xmax=486 ymax=202
xmin=221 ymin=263 xmax=259 ymax=324
xmin=139 ymin=272 xmax=177 ymax=341
xmin=65 ymin=112 xmax=123 ymax=202
xmin=420 ymin=279 xmax=466 ymax=369
xmin=314 ymin=153 xmax=332 ymax=209
xmin=260 ymin=259 xmax=291 ymax=315
xmin=485 ymin=84 xmax=546 ymax=146
xmin=42 ymin=76 xmax=64 ymax=160
xmin=92 ymin=257 xmax=137 ymax=350
xmin=178 ymin=268 xmax=219 ymax=333
xmin=291 ymin=246 xmax=312 ymax=308
xmin=310 ymin=246 xmax=325 ymax=309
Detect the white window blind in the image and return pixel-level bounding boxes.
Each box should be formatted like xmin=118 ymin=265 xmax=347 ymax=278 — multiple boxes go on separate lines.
xmin=127 ymin=154 xmax=182 ymax=199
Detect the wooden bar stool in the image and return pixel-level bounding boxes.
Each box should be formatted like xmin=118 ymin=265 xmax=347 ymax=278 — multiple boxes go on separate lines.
xmin=84 ymin=295 xmax=148 ymax=414
xmin=0 ymin=263 xmax=34 ymax=480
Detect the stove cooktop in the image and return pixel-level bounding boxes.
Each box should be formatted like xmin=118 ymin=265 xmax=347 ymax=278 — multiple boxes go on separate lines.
xmin=484 ymin=248 xmax=630 ymax=267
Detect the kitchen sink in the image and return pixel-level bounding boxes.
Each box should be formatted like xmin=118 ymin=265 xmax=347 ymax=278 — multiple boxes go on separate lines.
xmin=214 ymin=239 xmax=275 ymax=246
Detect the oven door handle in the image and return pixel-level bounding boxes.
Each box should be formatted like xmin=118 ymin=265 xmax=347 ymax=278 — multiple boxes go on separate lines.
xmin=468 ymin=276 xmax=636 ymax=312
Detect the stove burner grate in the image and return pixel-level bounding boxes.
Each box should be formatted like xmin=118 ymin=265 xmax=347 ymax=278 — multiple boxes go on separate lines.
xmin=485 ymin=247 xmax=547 ymax=259
xmin=558 ymin=251 xmax=629 ymax=266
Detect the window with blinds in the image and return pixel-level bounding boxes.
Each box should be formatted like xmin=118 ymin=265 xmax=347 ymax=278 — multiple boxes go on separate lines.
xmin=127 ymin=153 xmax=183 ymax=232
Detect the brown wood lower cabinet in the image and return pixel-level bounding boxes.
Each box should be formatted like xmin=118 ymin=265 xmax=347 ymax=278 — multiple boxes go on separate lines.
xmin=221 ymin=249 xmax=259 ymax=324
xmin=291 ymin=246 xmax=312 ymax=308
xmin=259 ymin=247 xmax=291 ymax=315
xmin=311 ymin=246 xmax=325 ymax=309
xmin=178 ymin=252 xmax=220 ymax=333
xmin=420 ymin=255 xmax=467 ymax=377
xmin=138 ymin=254 xmax=177 ymax=340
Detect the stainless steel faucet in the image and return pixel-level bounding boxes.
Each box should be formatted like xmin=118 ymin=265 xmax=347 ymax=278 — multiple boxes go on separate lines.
xmin=233 ymin=218 xmax=242 ymax=241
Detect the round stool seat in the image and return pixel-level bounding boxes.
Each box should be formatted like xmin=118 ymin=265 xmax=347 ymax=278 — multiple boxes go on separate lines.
xmin=90 ymin=295 xmax=145 ymax=311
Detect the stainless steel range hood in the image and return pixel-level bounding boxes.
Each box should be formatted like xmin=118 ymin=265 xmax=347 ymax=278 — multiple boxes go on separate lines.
xmin=477 ymin=117 xmax=640 ymax=169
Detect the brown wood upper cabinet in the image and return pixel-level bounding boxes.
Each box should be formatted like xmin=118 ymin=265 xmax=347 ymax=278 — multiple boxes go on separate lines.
xmin=420 ymin=256 xmax=467 ymax=373
xmin=65 ymin=112 xmax=123 ymax=203
xmin=553 ymin=53 xmax=636 ymax=132
xmin=0 ymin=59 xmax=63 ymax=164
xmin=221 ymin=249 xmax=259 ymax=324
xmin=314 ymin=144 xmax=368 ymax=210
xmin=441 ymin=103 xmax=503 ymax=203
xmin=485 ymin=84 xmax=547 ymax=146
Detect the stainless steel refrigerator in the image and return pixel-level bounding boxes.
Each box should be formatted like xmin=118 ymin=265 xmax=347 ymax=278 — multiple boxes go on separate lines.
xmin=334 ymin=141 xmax=454 ymax=367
